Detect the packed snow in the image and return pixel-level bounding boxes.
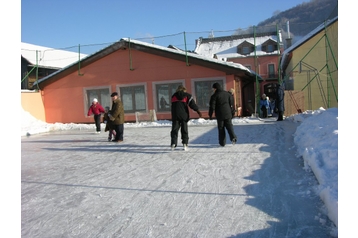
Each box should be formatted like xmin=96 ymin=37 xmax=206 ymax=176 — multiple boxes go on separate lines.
xmin=21 ymin=107 xmax=338 ymax=236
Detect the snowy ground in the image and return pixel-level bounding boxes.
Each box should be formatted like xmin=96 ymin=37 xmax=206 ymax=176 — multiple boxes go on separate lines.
xmin=21 ymin=108 xmax=338 ymax=237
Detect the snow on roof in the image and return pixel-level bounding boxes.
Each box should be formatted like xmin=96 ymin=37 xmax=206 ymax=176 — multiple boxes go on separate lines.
xmin=21 ymin=42 xmax=88 ymax=68
xmin=121 ymin=38 xmax=252 ymax=74
xmin=194 ymin=35 xmax=279 ymax=60
xmin=35 ymin=38 xmax=257 ymax=87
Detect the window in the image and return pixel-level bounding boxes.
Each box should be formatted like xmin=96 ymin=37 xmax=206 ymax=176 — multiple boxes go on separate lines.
xmin=120 ymin=85 xmax=146 ymax=113
xmin=284 ymin=78 xmax=294 ymax=90
xmin=267 ymin=44 xmax=274 ymax=52
xmin=156 ymin=82 xmax=182 ymax=112
xmin=245 ymin=65 xmax=251 ymax=70
xmin=194 ymin=79 xmax=224 ymax=109
xmin=242 ymin=46 xmax=250 ymax=55
xmin=268 ymin=64 xmax=275 ymax=78
xmin=86 ymin=87 xmax=111 ymax=112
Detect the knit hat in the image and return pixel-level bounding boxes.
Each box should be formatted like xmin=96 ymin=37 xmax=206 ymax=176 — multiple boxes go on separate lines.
xmin=93 ymin=98 xmax=98 ymax=102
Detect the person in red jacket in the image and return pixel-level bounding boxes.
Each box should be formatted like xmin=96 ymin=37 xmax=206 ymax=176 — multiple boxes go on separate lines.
xmin=87 ymin=98 xmax=105 ymax=133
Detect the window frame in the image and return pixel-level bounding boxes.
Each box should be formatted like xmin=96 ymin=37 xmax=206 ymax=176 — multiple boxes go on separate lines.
xmin=83 ymin=86 xmax=111 ymax=115
xmin=117 ymin=83 xmax=147 ymax=114
xmin=192 ymin=77 xmax=225 ymax=110
xmin=153 ymin=80 xmax=184 ymax=112
xmin=242 ymin=46 xmax=250 ymax=55
xmin=268 ymin=63 xmax=275 ymax=78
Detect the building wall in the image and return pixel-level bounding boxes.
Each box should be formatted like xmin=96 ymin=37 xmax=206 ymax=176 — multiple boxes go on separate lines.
xmin=285 ymin=20 xmax=338 ymax=111
xmin=41 ymin=48 xmax=236 ymax=123
xmin=21 ymin=91 xmax=46 ymax=121
xmin=229 ymin=54 xmax=279 ymax=79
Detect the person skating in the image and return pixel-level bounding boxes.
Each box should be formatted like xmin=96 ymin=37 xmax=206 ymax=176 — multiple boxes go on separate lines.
xmin=170 ymin=85 xmax=202 ymax=151
xmin=87 ymin=98 xmax=105 ymax=133
xmin=209 ymin=83 xmax=237 ymax=147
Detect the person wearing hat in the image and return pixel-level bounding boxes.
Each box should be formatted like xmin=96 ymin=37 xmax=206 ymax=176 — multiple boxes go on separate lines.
xmin=170 ymin=85 xmax=202 ymax=150
xmin=109 ymin=92 xmax=125 ymax=142
xmin=87 ymin=98 xmax=105 ymax=133
xmin=209 ymin=82 xmax=237 ymax=147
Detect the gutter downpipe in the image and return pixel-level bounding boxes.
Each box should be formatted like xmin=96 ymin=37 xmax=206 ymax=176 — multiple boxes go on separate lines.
xmin=184 ymin=32 xmax=189 ymax=66
xmin=35 ymin=50 xmax=40 ymax=90
xmin=78 ymin=44 xmax=84 ymax=76
xmin=128 ymin=38 xmax=134 ymax=71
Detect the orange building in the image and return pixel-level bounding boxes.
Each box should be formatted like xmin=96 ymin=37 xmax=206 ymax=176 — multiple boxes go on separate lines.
xmin=34 ymin=38 xmax=257 ymax=123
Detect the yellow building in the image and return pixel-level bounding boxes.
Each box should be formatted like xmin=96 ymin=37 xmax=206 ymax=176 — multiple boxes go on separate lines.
xmin=281 ymin=16 xmax=338 ymax=111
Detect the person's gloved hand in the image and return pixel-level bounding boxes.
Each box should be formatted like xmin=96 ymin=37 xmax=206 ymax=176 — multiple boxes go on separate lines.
xmin=197 ymin=110 xmax=202 ymax=118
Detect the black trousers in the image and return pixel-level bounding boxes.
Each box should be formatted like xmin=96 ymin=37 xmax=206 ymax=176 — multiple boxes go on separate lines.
xmin=277 ymin=111 xmax=284 ymax=121
xmin=217 ymin=118 xmax=237 ymax=146
xmin=113 ymin=124 xmax=124 ymax=141
xmin=261 ymin=107 xmax=268 ymax=118
xmin=94 ymin=114 xmax=101 ymax=132
xmin=171 ymin=120 xmax=189 ymax=146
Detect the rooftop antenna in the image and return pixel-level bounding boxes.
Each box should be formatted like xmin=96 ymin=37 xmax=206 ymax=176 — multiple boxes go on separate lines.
xmin=208 ymin=30 xmax=214 ymax=38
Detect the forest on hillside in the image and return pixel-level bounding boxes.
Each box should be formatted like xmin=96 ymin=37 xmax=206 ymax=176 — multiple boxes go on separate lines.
xmin=234 ymin=0 xmax=338 ymax=45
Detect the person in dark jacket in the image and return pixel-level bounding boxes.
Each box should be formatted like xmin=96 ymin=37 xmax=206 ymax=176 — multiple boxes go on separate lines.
xmin=170 ymin=85 xmax=202 ymax=150
xmin=109 ymin=92 xmax=125 ymax=142
xmin=275 ymin=84 xmax=285 ymax=121
xmin=103 ymin=106 xmax=116 ymax=141
xmin=209 ymin=83 xmax=237 ymax=147
xmin=87 ymin=98 xmax=105 ymax=133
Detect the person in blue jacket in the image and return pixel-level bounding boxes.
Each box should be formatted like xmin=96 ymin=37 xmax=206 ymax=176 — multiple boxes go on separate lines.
xmin=259 ymin=94 xmax=270 ymax=118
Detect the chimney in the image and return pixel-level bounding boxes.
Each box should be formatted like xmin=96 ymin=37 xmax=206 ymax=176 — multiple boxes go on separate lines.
xmin=195 ymin=37 xmax=203 ymax=49
xmin=286 ymin=21 xmax=292 ymax=48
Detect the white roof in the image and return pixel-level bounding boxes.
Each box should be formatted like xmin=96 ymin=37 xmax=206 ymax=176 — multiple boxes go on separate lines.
xmin=21 ymin=42 xmax=88 ymax=68
xmin=194 ymin=35 xmax=279 ymax=61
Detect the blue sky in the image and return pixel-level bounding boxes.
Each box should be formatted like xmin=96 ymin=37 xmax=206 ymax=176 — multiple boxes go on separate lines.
xmin=21 ymin=0 xmax=308 ymax=54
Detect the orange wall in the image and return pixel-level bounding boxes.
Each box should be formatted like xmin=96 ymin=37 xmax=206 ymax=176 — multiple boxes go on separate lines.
xmin=42 ymin=49 xmax=235 ymax=123
xmin=21 ymin=91 xmax=46 ymax=121
xmin=229 ymin=55 xmax=279 ymax=78
xmin=229 ymin=54 xmax=279 ymax=93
